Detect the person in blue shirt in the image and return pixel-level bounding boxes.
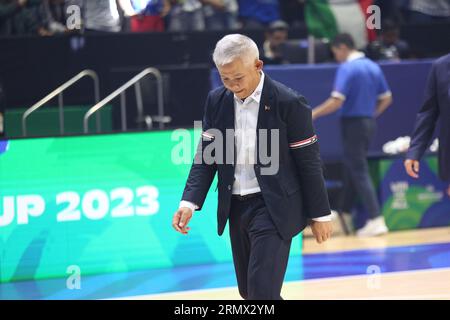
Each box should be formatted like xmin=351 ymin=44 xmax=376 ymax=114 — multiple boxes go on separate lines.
xmin=312 ymin=33 xmax=393 ymax=237
xmin=238 ymin=0 xmax=280 ymax=29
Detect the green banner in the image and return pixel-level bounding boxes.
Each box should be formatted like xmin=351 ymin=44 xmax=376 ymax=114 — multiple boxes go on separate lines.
xmin=377 ymin=156 xmax=450 ymax=230
xmin=0 ymin=130 xmax=301 ymax=283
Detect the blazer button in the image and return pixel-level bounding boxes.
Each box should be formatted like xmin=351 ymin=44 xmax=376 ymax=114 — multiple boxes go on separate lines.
xmin=227 ymin=185 xmax=231 ymax=190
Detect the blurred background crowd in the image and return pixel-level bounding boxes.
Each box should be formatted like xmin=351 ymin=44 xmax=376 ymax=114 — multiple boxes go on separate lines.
xmin=1 ymin=0 xmax=449 ymax=139
xmin=1 ymin=0 xmax=449 ymax=62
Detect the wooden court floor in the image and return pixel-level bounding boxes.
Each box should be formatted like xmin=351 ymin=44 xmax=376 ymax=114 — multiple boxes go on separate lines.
xmin=123 ymin=227 xmax=450 ymax=300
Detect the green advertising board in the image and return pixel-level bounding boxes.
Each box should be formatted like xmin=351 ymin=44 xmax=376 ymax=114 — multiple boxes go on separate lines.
xmin=375 ymin=156 xmax=450 ymax=231
xmin=0 ymin=130 xmax=301 ymax=283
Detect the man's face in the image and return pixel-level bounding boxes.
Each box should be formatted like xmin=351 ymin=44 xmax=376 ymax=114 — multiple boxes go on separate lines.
xmin=218 ymin=58 xmax=264 ymax=100
xmin=381 ymin=30 xmax=399 ymax=46
xmin=268 ymin=30 xmax=288 ymax=52
xmin=331 ymin=45 xmax=349 ymax=63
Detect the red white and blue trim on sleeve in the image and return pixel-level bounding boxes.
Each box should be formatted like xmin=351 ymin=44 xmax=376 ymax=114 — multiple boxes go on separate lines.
xmin=289 ymin=135 xmax=318 ymax=149
xmin=201 ymin=131 xmax=215 ymax=141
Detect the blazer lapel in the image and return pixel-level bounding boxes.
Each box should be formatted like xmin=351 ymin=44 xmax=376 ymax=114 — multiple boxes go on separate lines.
xmin=223 ymin=90 xmax=235 ymax=131
xmin=257 ymin=76 xmax=275 ymax=131
xmin=222 ymin=90 xmax=235 ymax=168
xmin=256 ymin=76 xmax=275 ymax=165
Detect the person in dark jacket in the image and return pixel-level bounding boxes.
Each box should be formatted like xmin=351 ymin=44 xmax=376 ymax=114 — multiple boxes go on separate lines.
xmin=172 ymin=34 xmax=332 ymax=300
xmin=404 ymin=53 xmax=450 ymax=197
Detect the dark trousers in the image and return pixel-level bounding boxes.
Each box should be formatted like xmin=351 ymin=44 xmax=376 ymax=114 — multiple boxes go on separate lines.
xmin=341 ymin=117 xmax=381 ymax=219
xmin=229 ymin=194 xmax=291 ymax=300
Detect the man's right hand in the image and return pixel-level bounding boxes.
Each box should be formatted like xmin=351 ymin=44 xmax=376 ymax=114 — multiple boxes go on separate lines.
xmin=172 ymin=207 xmax=193 ymax=235
xmin=310 ymin=220 xmax=333 ymax=244
xmin=404 ymin=159 xmax=420 ymax=178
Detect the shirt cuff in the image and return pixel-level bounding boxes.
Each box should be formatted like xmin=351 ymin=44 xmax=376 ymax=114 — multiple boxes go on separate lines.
xmin=179 ymin=200 xmax=199 ymax=213
xmin=311 ymin=214 xmax=332 ymax=222
xmin=378 ymin=91 xmax=392 ymax=99
xmin=331 ymin=90 xmax=346 ymax=101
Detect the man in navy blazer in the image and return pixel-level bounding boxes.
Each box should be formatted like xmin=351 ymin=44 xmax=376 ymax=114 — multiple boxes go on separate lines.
xmin=405 ymin=53 xmax=450 ymax=197
xmin=172 ymin=34 xmax=332 ymax=300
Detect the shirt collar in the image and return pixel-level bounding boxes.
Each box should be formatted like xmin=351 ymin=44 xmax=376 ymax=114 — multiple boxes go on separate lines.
xmin=234 ymin=71 xmax=265 ymax=105
xmin=347 ymin=51 xmax=365 ymax=62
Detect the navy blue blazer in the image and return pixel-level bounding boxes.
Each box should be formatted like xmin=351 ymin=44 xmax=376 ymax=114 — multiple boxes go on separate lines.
xmin=406 ymin=54 xmax=450 ymax=182
xmin=181 ymin=75 xmax=331 ymax=240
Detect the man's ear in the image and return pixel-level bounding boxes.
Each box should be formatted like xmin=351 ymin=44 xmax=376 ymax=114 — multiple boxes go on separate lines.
xmin=255 ymin=59 xmax=264 ymax=71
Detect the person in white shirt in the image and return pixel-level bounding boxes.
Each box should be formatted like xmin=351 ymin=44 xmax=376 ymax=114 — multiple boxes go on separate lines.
xmin=167 ymin=0 xmax=205 ymax=31
xmin=68 ymin=0 xmax=121 ymax=33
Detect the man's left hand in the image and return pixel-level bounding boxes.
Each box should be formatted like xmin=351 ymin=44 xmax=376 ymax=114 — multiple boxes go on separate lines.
xmin=310 ymin=220 xmax=333 ymax=244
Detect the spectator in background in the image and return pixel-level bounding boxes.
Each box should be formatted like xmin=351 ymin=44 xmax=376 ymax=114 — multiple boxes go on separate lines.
xmin=238 ymin=0 xmax=280 ymax=29
xmin=1 ymin=0 xmax=26 ymax=35
xmin=312 ymin=33 xmax=393 ymax=237
xmin=374 ymin=0 xmax=405 ymax=24
xmin=39 ymin=0 xmax=68 ymax=35
xmin=67 ymin=0 xmax=121 ymax=33
xmin=304 ymin=0 xmax=376 ymax=50
xmin=365 ymin=20 xmax=411 ymax=61
xmin=202 ymin=0 xmax=239 ymax=31
xmin=279 ymin=0 xmax=305 ymax=28
xmin=402 ymin=0 xmax=450 ymax=24
xmin=119 ymin=0 xmax=171 ymax=32
xmin=261 ymin=20 xmax=289 ymax=65
xmin=0 ymin=0 xmax=44 ymax=36
xmin=167 ymin=0 xmax=205 ymax=31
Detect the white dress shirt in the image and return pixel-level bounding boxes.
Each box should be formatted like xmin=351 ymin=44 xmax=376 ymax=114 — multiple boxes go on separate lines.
xmin=232 ymin=71 xmax=265 ymax=196
xmin=180 ymin=72 xmax=330 ymax=222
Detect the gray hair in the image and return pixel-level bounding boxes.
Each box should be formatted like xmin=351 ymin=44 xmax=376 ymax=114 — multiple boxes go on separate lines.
xmin=213 ymin=34 xmax=260 ymax=67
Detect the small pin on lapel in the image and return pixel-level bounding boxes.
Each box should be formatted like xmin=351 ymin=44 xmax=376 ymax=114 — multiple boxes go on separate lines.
xmin=265 ymin=105 xmax=271 ymax=111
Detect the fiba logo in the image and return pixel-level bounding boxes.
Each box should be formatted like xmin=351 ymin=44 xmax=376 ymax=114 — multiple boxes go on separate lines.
xmin=366 ymin=5 xmax=381 ymax=30
xmin=390 ymin=181 xmax=409 ymax=210
xmin=66 ymin=5 xmax=82 ymax=31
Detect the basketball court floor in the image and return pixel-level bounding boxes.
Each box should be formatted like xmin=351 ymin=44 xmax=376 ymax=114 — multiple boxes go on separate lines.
xmin=1 ymin=226 xmax=448 ymax=300
xmin=126 ymin=227 xmax=450 ymax=300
